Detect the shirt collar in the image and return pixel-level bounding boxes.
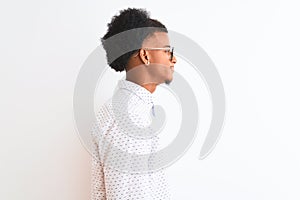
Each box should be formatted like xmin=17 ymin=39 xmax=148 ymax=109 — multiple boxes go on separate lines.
xmin=117 ymin=79 xmax=154 ymax=106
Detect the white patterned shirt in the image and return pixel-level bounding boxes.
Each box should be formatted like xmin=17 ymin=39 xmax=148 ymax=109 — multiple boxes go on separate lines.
xmin=91 ymin=79 xmax=170 ymax=200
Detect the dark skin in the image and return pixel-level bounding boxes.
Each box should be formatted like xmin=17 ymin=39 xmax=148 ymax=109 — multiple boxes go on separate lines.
xmin=125 ymin=32 xmax=177 ymax=93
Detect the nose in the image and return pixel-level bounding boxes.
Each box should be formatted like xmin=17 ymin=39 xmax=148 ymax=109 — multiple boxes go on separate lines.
xmin=171 ymin=55 xmax=177 ymax=64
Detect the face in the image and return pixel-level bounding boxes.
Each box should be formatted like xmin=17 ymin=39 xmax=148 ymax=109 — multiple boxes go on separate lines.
xmin=141 ymin=32 xmax=177 ymax=85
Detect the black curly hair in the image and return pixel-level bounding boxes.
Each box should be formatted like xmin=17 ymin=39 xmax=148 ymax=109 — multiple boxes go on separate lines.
xmin=101 ymin=8 xmax=168 ymax=72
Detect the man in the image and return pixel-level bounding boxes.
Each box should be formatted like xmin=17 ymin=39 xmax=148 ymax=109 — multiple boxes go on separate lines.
xmin=91 ymin=8 xmax=177 ymax=199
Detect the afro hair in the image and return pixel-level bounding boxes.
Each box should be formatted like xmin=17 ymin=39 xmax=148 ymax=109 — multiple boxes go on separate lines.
xmin=101 ymin=8 xmax=167 ymax=72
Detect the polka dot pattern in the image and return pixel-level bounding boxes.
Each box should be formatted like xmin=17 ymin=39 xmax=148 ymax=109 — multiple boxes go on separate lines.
xmin=91 ymin=79 xmax=171 ymax=200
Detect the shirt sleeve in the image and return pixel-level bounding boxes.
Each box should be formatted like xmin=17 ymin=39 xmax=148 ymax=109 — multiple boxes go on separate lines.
xmin=91 ymin=103 xmax=170 ymax=200
xmin=101 ymin=167 xmax=157 ymax=199
xmin=97 ymin=130 xmax=169 ymax=199
xmin=91 ymin=126 xmax=106 ymax=200
xmin=90 ymin=120 xmax=154 ymax=200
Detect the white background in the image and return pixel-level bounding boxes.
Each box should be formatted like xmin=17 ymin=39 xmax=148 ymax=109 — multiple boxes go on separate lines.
xmin=1 ymin=0 xmax=300 ymax=199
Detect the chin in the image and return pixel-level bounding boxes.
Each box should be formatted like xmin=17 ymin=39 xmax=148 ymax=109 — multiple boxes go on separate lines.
xmin=165 ymin=78 xmax=173 ymax=85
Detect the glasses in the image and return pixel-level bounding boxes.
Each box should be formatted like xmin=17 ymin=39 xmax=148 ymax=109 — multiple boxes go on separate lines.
xmin=143 ymin=47 xmax=175 ymax=61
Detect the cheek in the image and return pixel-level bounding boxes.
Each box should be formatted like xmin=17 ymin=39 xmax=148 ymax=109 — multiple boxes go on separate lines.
xmin=152 ymin=54 xmax=170 ymax=66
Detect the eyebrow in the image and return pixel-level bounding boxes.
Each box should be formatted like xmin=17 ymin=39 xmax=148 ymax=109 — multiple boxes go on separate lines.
xmin=163 ymin=45 xmax=171 ymax=48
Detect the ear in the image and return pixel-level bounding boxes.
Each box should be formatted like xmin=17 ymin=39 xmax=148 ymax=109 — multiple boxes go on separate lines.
xmin=138 ymin=49 xmax=150 ymax=65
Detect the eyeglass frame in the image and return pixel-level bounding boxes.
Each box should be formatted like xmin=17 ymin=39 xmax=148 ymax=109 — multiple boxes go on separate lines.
xmin=133 ymin=47 xmax=175 ymax=61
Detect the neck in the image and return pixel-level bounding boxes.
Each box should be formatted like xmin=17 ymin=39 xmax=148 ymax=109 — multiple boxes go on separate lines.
xmin=125 ymin=62 xmax=160 ymax=93
xmin=141 ymin=83 xmax=157 ymax=93
xmin=125 ymin=77 xmax=157 ymax=94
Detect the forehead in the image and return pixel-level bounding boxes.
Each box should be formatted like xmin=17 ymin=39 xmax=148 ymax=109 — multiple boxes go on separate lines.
xmin=142 ymin=32 xmax=170 ymax=48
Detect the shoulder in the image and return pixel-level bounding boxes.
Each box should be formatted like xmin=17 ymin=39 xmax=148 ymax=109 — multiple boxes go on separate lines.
xmin=91 ymin=99 xmax=115 ymax=138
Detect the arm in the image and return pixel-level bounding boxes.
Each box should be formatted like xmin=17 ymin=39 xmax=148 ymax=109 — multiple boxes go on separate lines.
xmin=91 ymin=125 xmax=106 ymax=200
